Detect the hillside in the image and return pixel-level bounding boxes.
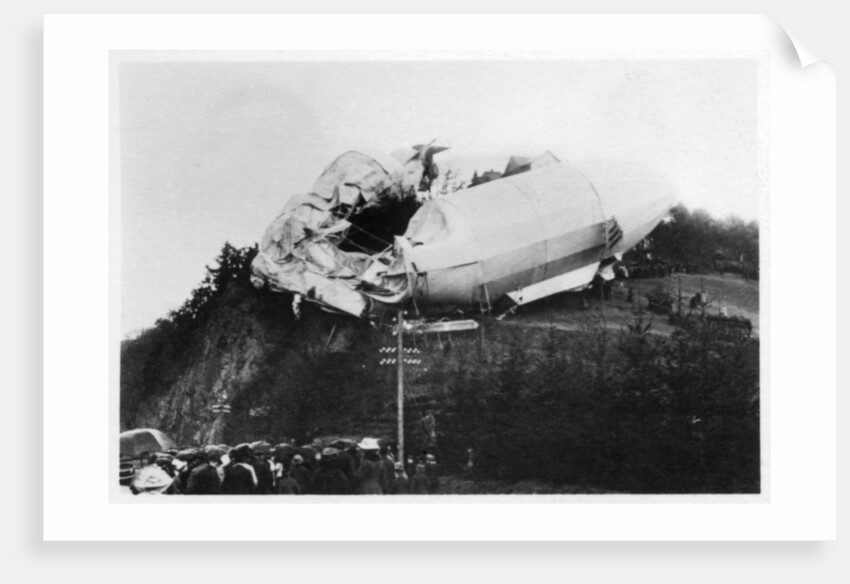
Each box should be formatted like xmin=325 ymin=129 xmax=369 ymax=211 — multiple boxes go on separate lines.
xmin=121 ymin=265 xmax=760 ymax=493
xmin=121 ymin=280 xmax=392 ymax=446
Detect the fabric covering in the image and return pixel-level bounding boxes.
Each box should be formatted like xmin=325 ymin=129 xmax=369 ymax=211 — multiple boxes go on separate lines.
xmin=405 ymin=161 xmax=674 ymax=307
xmin=251 ymin=147 xmax=440 ymax=317
xmin=251 ymin=148 xmax=674 ymax=318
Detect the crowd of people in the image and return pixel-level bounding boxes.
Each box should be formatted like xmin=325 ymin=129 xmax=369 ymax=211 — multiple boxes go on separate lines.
xmin=120 ymin=437 xmax=441 ymax=496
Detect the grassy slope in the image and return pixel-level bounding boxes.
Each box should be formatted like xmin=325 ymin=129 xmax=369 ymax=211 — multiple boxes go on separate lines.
xmin=503 ymin=272 xmax=759 ymax=337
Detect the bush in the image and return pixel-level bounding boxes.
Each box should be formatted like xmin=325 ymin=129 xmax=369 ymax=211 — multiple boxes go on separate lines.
xmin=626 ymin=204 xmax=759 ymax=279
xmin=439 ymin=316 xmax=760 ymax=493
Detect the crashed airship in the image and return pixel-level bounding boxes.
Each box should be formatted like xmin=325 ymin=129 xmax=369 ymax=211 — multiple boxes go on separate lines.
xmin=250 ymin=144 xmax=675 ymax=320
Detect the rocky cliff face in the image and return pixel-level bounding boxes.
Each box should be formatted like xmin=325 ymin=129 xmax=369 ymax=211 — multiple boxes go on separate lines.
xmin=129 ymin=293 xmax=266 ymax=443
xmin=120 ymin=280 xmax=390 ymax=446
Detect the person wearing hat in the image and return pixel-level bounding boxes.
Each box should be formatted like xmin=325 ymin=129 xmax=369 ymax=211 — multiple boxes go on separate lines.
xmin=425 ymin=453 xmax=440 ymax=494
xmin=405 ymin=455 xmax=416 ymax=480
xmin=356 ymin=438 xmax=384 ymax=495
xmin=411 ymin=463 xmax=429 ymax=495
xmin=250 ymin=441 xmax=275 ymax=495
xmin=421 ymin=410 xmax=437 ymax=448
xmin=130 ymin=452 xmax=174 ymax=495
xmin=160 ymin=452 xmax=191 ymax=494
xmin=173 ymin=449 xmax=209 ymax=494
xmin=379 ymin=444 xmax=396 ymax=494
xmin=389 ymin=462 xmax=410 ymax=495
xmin=336 ymin=445 xmax=358 ymax=488
xmin=270 ymin=446 xmax=287 ymax=484
xmin=311 ymin=448 xmax=351 ymax=495
xmin=275 ymin=467 xmax=301 ymax=495
xmin=154 ymin=452 xmax=177 ymax=478
xmin=222 ymin=443 xmax=257 ymax=495
xmin=186 ymin=449 xmax=224 ymax=495
xmin=289 ymin=454 xmax=312 ymax=494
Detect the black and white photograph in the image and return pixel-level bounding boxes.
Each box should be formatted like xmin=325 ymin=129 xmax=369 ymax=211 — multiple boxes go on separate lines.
xmin=113 ymin=53 xmax=765 ymax=499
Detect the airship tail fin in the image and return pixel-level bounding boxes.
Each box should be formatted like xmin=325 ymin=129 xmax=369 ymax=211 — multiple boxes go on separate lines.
xmin=506 ymin=262 xmax=600 ymax=306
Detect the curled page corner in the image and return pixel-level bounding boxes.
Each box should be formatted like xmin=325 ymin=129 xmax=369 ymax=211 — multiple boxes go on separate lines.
xmin=767 ymin=15 xmax=824 ymax=69
xmin=786 ymin=33 xmax=821 ymax=68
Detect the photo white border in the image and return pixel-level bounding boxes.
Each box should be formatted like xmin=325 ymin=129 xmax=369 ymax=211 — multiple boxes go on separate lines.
xmin=44 ymin=13 xmax=835 ymax=540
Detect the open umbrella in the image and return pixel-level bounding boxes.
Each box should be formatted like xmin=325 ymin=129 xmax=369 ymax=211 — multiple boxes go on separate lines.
xmin=120 ymin=428 xmax=176 ymax=457
xmin=330 ymin=439 xmax=357 ymax=451
xmin=272 ymin=443 xmax=296 ymax=463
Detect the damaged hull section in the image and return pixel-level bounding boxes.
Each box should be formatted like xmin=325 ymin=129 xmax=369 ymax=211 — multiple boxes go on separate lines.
xmin=251 ymin=148 xmax=675 ymax=319
xmin=408 ymin=161 xmax=674 ymax=311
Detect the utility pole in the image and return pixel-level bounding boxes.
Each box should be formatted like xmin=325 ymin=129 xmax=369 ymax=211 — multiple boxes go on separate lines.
xmin=396 ymin=309 xmax=405 ymax=464
xmin=381 ymin=316 xmax=477 ymax=465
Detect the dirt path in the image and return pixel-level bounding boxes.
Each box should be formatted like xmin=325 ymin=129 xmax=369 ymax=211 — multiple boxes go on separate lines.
xmin=495 ymin=313 xmax=677 ymax=337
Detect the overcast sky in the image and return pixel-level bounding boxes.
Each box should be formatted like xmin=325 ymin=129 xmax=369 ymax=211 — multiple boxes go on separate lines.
xmin=118 ymin=57 xmax=762 ymax=337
